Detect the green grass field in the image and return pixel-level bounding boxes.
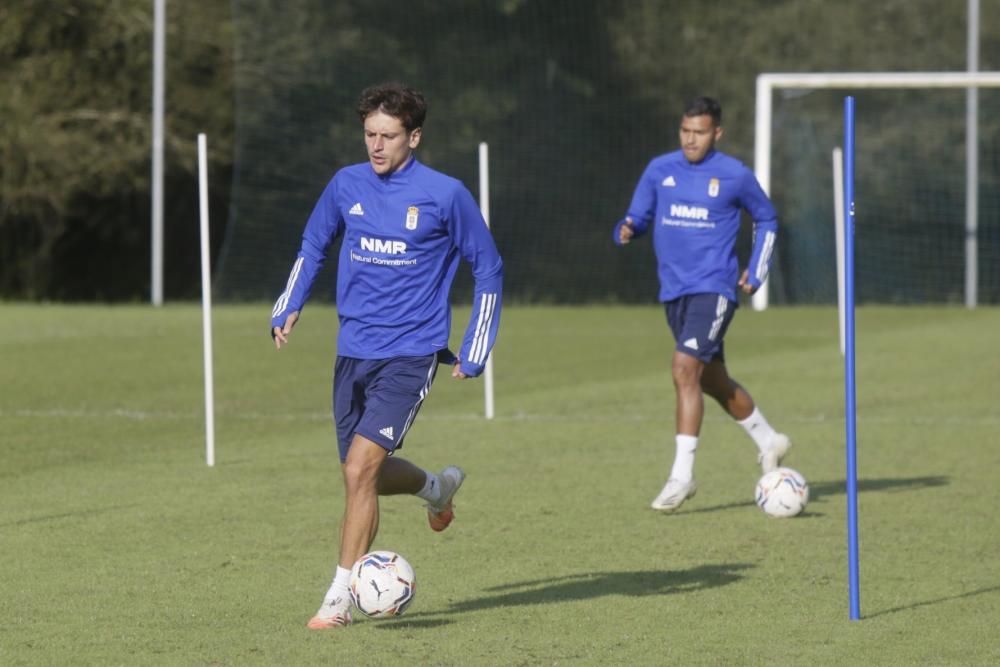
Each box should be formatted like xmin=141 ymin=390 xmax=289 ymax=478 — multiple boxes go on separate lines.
xmin=2 ymin=303 xmax=999 ymax=666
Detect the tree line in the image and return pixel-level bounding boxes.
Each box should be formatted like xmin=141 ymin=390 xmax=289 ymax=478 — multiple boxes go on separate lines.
xmin=2 ymin=0 xmax=995 ymax=301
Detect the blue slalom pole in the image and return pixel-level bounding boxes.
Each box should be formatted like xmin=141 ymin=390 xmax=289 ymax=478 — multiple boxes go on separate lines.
xmin=844 ymin=96 xmax=861 ymax=621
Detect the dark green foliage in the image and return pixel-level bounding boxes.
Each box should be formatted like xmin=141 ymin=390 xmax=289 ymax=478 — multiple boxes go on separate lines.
xmin=3 ymin=1 xmax=1000 ymax=301
xmin=0 ymin=0 xmax=232 ymax=299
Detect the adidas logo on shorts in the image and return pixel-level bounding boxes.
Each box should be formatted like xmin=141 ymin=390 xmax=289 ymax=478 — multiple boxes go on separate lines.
xmin=379 ymin=426 xmax=394 ymax=441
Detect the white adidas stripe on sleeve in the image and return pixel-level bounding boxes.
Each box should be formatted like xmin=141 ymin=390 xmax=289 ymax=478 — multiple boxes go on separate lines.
xmin=271 ymin=256 xmax=304 ymax=317
xmin=469 ymin=292 xmax=497 ymax=364
xmin=754 ymin=231 xmax=775 ymax=282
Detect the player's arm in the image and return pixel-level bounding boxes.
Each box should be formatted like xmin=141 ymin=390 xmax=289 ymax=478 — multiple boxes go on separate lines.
xmin=270 ymin=177 xmax=345 ymax=348
xmin=737 ymin=169 xmax=778 ymax=295
xmin=613 ymin=162 xmax=656 ymax=246
xmin=447 ymin=185 xmax=503 ymax=379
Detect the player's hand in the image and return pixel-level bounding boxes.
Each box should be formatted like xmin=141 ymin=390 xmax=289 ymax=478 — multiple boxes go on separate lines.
xmin=451 ymin=357 xmax=467 ymax=379
xmin=618 ymin=217 xmax=636 ymax=245
xmin=737 ymin=270 xmax=756 ymax=295
xmin=273 ymin=311 xmax=300 ymax=349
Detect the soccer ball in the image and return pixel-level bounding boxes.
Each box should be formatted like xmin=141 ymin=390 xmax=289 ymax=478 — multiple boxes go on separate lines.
xmin=755 ymin=467 xmax=809 ymax=518
xmin=349 ymin=550 xmax=416 ymax=618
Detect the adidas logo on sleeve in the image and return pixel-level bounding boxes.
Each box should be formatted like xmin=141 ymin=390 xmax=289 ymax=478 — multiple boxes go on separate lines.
xmin=379 ymin=426 xmax=394 ymax=441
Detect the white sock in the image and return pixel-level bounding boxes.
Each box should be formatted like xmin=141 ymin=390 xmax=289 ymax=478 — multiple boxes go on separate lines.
xmin=321 ymin=565 xmax=353 ymax=611
xmin=669 ymin=434 xmax=698 ymax=483
xmin=415 ymin=469 xmax=440 ymax=503
xmin=738 ymin=407 xmax=777 ymax=454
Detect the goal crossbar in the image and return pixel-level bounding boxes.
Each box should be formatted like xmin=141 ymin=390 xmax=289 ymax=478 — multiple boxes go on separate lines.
xmin=752 ymin=71 xmax=1000 ymax=309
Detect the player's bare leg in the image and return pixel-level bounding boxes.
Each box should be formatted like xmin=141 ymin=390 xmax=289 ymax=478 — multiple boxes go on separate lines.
xmin=701 ymin=359 xmax=790 ymax=472
xmin=308 ymin=434 xmax=386 ymax=630
xmin=651 ymin=351 xmax=703 ymax=511
xmin=701 ymin=359 xmax=754 ymax=420
xmin=672 ymin=350 xmax=705 ymax=436
xmin=376 ymin=457 xmax=464 ymax=531
xmin=377 ymin=457 xmax=427 ymax=495
xmin=339 ymin=435 xmax=388 ymax=569
xmin=374 ymin=456 xmax=464 ymax=531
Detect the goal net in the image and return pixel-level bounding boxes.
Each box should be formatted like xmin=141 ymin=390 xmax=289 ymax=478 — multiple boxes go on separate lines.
xmin=212 ymin=0 xmax=659 ymax=305
xmin=213 ymin=1 xmax=1000 ymax=307
xmin=758 ymin=76 xmax=1000 ymax=306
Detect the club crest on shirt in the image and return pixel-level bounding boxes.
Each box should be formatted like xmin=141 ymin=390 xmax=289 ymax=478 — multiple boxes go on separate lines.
xmin=405 ymin=206 xmax=419 ymax=230
xmin=708 ymin=178 xmax=720 ymax=198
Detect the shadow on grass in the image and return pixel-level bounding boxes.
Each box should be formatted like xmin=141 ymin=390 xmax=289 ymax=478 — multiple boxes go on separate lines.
xmin=403 ymin=563 xmax=751 ymax=619
xmin=865 ymin=584 xmax=1000 ymax=619
xmin=373 ymin=618 xmax=454 ymax=630
xmin=808 ymin=476 xmax=948 ymax=501
xmin=680 ymin=476 xmax=949 ymax=515
xmin=0 ymin=503 xmax=142 ymax=529
xmin=682 ymin=499 xmax=756 ymax=514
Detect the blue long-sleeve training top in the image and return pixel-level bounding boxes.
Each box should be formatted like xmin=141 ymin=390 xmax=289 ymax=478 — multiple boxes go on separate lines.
xmin=271 ymin=157 xmax=503 ymax=378
xmin=614 ymin=148 xmax=777 ymax=303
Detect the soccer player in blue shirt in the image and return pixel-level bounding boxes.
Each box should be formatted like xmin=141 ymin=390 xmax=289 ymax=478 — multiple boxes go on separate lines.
xmin=613 ymin=96 xmax=790 ymax=512
xmin=271 ymin=82 xmax=503 ymax=628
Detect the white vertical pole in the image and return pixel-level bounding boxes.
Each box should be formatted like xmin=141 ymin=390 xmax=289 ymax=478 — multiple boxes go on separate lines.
xmin=965 ymin=0 xmax=980 ymax=309
xmin=151 ymin=0 xmax=166 ymax=306
xmin=752 ymin=75 xmax=773 ymax=311
xmin=833 ymin=147 xmax=846 ymax=356
xmin=478 ymin=142 xmax=495 ymax=420
xmin=198 ymin=134 xmax=216 ymax=466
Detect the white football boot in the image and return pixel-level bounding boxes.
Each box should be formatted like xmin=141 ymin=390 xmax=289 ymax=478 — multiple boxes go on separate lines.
xmin=306 ymin=595 xmax=353 ymax=629
xmin=758 ymin=433 xmax=792 ymax=474
xmin=650 ymin=478 xmax=697 ymax=512
xmin=426 ymin=465 xmax=466 ymax=532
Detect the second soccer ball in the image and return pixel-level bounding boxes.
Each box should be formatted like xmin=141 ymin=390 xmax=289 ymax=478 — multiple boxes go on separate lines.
xmin=755 ymin=467 xmax=809 ymax=518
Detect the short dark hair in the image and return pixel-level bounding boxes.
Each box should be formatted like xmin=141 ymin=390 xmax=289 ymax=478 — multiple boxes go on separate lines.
xmin=683 ymin=96 xmax=722 ymax=126
xmin=357 ymin=82 xmax=427 ymax=132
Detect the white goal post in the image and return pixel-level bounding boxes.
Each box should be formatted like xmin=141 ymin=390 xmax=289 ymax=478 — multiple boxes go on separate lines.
xmin=751 ymin=71 xmax=1000 ymax=311
xmin=478 ymin=142 xmax=495 ymax=420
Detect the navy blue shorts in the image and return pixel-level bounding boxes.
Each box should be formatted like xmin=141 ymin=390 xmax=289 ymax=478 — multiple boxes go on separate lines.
xmin=332 ymin=354 xmax=439 ymax=462
xmin=664 ymin=293 xmax=737 ymax=364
